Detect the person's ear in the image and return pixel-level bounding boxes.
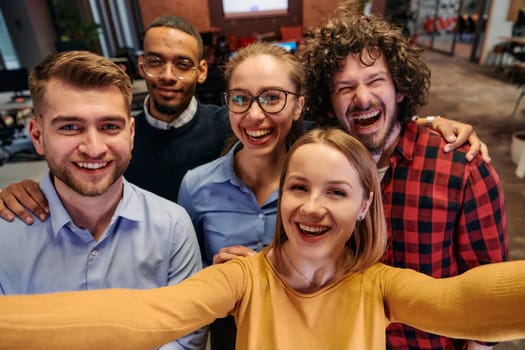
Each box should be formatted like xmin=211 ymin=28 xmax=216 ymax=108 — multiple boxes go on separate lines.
xmin=196 ymin=59 xmax=208 ymax=84
xmin=137 ymin=55 xmax=146 ymax=79
xmin=129 ymin=117 xmax=135 ymax=152
xmin=396 ymin=93 xmax=404 ymax=103
xmin=292 ymin=95 xmax=305 ymax=121
xmin=29 ymin=118 xmax=45 ymax=156
xmin=358 ymin=192 xmax=374 ymax=219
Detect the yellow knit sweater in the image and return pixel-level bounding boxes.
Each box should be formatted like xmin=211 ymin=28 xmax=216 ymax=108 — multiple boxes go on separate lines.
xmin=0 ymin=252 xmax=523 ymax=349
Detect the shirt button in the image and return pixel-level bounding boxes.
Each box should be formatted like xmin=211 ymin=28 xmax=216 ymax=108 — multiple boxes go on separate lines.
xmin=258 ymin=213 xmax=264 ymax=219
xmin=91 ymin=250 xmax=99 ymax=256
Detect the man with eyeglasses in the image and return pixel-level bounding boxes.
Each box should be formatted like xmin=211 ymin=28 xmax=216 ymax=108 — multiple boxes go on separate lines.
xmin=122 ymin=15 xmax=231 ymax=204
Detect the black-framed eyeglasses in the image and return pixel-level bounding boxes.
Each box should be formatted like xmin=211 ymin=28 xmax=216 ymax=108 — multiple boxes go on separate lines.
xmin=142 ymin=56 xmax=197 ymax=80
xmin=223 ymin=88 xmax=299 ymax=114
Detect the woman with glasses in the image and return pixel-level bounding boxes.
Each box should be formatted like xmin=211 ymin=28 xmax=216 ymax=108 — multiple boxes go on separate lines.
xmin=0 ymin=128 xmax=524 ymax=350
xmin=177 ymin=41 xmax=304 ymax=350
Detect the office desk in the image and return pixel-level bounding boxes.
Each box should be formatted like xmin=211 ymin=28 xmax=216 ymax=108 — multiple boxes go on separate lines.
xmin=498 ymin=36 xmax=525 ymax=62
xmin=500 ymin=36 xmax=525 ymax=45
xmin=0 ymin=91 xmax=32 ymax=112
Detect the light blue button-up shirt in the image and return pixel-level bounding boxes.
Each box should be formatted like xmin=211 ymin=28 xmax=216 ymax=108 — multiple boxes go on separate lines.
xmin=0 ymin=173 xmax=206 ymax=350
xmin=178 ymin=143 xmax=277 ymax=266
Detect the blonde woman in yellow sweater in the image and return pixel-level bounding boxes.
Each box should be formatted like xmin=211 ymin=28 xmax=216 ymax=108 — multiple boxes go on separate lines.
xmin=0 ymin=128 xmax=523 ymax=350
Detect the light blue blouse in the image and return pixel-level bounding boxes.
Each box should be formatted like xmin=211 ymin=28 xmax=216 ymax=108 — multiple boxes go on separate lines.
xmin=178 ymin=143 xmax=278 ymax=267
xmin=0 ymin=173 xmax=206 ymax=350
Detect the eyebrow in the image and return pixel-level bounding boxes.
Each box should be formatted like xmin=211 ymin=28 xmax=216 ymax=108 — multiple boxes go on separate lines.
xmin=50 ymin=116 xmax=83 ymax=126
xmin=144 ymin=53 xmax=195 ymax=64
xmin=229 ymin=87 xmax=293 ymax=95
xmin=50 ymin=116 xmax=127 ymax=126
xmin=286 ymin=174 xmax=354 ymax=188
xmin=333 ymin=71 xmax=387 ymax=87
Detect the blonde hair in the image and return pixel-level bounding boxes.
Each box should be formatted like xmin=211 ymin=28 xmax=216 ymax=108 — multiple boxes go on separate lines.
xmin=30 ymin=50 xmax=132 ymax=116
xmin=270 ymin=128 xmax=387 ymax=272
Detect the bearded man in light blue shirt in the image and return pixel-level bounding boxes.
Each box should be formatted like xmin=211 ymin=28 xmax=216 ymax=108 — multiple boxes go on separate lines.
xmin=0 ymin=51 xmax=206 ymax=350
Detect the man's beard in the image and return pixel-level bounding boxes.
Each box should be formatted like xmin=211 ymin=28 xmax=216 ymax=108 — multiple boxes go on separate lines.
xmin=359 ymin=125 xmax=394 ymax=156
xmin=153 ymin=98 xmax=190 ymax=117
xmin=348 ymin=105 xmax=399 ymax=156
xmin=48 ymin=158 xmax=129 ymax=197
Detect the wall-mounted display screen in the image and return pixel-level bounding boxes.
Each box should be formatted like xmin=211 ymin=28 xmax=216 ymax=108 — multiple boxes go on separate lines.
xmin=222 ymin=0 xmax=288 ymax=19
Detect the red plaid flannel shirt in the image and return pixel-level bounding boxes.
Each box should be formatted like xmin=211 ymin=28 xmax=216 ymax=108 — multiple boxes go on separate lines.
xmin=381 ymin=122 xmax=508 ymax=350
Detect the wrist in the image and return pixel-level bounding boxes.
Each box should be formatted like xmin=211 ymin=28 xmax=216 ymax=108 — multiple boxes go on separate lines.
xmin=412 ymin=115 xmax=440 ymax=128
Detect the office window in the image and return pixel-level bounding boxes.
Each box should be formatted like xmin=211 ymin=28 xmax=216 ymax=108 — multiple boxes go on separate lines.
xmin=88 ymin=0 xmax=142 ymax=57
xmin=0 ymin=8 xmax=20 ymax=70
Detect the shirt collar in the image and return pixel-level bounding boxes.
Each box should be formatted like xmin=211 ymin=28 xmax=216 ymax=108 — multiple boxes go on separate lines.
xmin=41 ymin=173 xmax=71 ymax=235
xmin=210 ymin=142 xmax=244 ymax=186
xmin=395 ymin=121 xmax=420 ymax=162
xmin=42 ymin=173 xmax=144 ymax=239
xmin=207 ymin=142 xmax=279 ymax=203
xmin=143 ymin=95 xmax=197 ymax=130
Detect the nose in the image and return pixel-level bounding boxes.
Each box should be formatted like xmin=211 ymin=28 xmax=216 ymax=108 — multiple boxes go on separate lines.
xmin=352 ymin=85 xmax=372 ymax=109
xmin=77 ymin=129 xmax=108 ymax=158
xmin=245 ymin=99 xmax=266 ymax=122
xmin=158 ymin=62 xmax=178 ymax=81
xmin=299 ymin=192 xmax=326 ymax=218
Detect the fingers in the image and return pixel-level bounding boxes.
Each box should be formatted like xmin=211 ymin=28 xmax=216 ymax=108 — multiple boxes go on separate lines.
xmin=212 ymin=246 xmax=257 ymax=264
xmin=0 ymin=189 xmax=15 ymax=222
xmin=21 ymin=180 xmax=50 ymax=219
xmin=440 ymin=126 xmax=491 ymax=163
xmin=433 ymin=117 xmax=458 ymax=144
xmin=463 ymin=131 xmax=481 ymax=162
xmin=479 ymin=142 xmax=491 ymax=163
xmin=432 ymin=118 xmax=490 ymax=163
xmin=0 ymin=180 xmax=48 ymax=224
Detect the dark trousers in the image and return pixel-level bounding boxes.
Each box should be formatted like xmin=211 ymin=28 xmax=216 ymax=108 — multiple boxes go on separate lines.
xmin=210 ymin=316 xmax=236 ymax=350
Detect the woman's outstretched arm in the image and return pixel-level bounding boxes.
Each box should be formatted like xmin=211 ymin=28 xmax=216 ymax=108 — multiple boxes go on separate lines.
xmin=0 ymin=261 xmax=246 ymax=350
xmin=384 ymin=260 xmax=525 ymax=342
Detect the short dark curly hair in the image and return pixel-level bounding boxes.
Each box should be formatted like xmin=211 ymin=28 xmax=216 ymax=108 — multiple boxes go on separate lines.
xmin=299 ymin=9 xmax=430 ymax=126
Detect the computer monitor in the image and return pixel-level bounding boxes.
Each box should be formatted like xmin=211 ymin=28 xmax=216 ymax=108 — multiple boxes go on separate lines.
xmin=272 ymin=41 xmax=298 ymax=52
xmin=0 ymin=68 xmax=30 ymax=100
xmin=222 ymin=0 xmax=288 ymax=19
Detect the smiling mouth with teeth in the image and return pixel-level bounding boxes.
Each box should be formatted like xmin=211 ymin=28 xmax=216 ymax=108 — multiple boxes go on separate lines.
xmin=76 ymin=162 xmax=108 ymax=170
xmin=297 ymin=223 xmax=330 ymax=236
xmin=246 ymin=129 xmax=272 ymax=139
xmin=352 ymin=110 xmax=381 ymax=127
